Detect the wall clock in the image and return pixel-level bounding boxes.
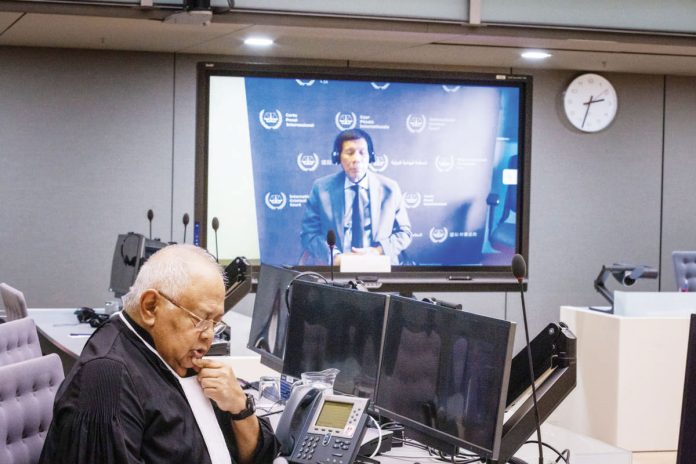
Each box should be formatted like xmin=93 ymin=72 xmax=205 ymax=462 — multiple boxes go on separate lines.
xmin=563 ymin=73 xmax=618 ymax=133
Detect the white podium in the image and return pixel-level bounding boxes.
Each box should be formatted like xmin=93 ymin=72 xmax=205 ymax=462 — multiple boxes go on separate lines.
xmin=549 ymin=296 xmax=693 ymax=452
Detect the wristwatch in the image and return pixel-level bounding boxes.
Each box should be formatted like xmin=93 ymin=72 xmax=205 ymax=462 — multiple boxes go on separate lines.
xmin=229 ymin=394 xmax=255 ymax=421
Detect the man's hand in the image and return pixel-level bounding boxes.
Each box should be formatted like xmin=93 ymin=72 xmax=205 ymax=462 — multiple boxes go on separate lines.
xmin=193 ymin=358 xmax=261 ymax=464
xmin=192 ymin=357 xmax=246 ymax=414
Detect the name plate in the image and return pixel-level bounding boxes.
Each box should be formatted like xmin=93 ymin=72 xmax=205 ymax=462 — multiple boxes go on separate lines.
xmin=339 ymin=254 xmax=391 ymax=273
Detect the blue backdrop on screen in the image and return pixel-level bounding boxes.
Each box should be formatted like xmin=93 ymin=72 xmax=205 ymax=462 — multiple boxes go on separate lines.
xmin=243 ymin=77 xmax=520 ymax=266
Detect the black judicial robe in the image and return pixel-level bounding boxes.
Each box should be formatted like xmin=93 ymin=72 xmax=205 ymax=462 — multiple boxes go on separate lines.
xmin=39 ymin=313 xmax=278 ymax=464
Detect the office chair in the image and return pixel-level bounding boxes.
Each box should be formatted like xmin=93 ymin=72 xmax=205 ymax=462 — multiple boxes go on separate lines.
xmin=0 ymin=353 xmax=64 ymax=464
xmin=0 ymin=318 xmax=42 ymax=367
xmin=485 ymin=155 xmax=518 ymax=254
xmin=0 ymin=283 xmax=29 ymax=321
xmin=672 ymin=251 xmax=696 ymax=291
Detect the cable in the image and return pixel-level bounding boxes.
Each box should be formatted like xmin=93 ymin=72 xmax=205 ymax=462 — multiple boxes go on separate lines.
xmin=256 ymin=398 xmax=285 ymax=418
xmin=284 ymin=271 xmax=328 ymax=310
xmin=517 ymin=276 xmax=544 ymax=464
xmin=367 ymin=415 xmax=383 ymax=459
xmin=524 ymin=440 xmax=571 ymax=464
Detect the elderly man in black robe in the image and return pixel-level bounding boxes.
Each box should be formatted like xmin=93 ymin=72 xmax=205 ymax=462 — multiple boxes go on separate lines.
xmin=40 ymin=244 xmax=278 ymax=464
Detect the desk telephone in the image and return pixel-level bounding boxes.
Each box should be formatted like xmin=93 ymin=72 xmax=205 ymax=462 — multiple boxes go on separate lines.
xmin=276 ymin=386 xmax=369 ymax=464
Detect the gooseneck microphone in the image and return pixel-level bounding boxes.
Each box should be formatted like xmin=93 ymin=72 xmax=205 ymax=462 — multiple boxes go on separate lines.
xmin=327 ymin=229 xmax=336 ymax=282
xmin=182 ymin=213 xmax=190 ymax=243
xmin=147 ymin=209 xmax=154 ymax=239
xmin=211 ymin=217 xmax=220 ymax=263
xmin=512 ymin=254 xmax=544 ymax=464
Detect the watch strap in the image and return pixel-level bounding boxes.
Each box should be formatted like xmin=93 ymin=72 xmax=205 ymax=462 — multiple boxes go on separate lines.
xmin=229 ymin=394 xmax=255 ymax=421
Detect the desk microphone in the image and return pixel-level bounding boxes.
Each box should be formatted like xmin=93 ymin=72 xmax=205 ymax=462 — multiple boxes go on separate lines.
xmin=147 ymin=209 xmax=154 ymax=239
xmin=512 ymin=254 xmax=543 ymax=464
xmin=182 ymin=213 xmax=190 ymax=243
xmin=327 ymin=229 xmax=336 ymax=282
xmin=211 ymin=216 xmax=220 ymax=263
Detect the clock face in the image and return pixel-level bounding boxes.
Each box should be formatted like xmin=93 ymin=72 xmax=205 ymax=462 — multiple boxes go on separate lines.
xmin=563 ymin=73 xmax=618 ymax=133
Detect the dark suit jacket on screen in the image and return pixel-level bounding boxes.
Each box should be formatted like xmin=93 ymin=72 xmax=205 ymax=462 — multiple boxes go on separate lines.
xmin=300 ymin=171 xmax=412 ymax=265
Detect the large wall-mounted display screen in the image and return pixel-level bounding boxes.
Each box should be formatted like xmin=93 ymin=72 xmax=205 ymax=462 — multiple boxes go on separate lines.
xmin=196 ymin=62 xmax=531 ymax=286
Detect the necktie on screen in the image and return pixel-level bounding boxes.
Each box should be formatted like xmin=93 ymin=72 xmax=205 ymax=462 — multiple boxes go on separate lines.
xmin=351 ymin=184 xmax=364 ymax=249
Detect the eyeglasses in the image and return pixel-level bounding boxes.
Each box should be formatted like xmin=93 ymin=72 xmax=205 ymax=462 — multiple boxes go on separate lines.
xmin=156 ymin=290 xmax=228 ymax=336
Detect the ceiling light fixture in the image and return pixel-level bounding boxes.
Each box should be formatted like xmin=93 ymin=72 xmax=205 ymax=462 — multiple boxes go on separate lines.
xmin=244 ymin=37 xmax=274 ymax=47
xmin=521 ymin=50 xmax=552 ymax=60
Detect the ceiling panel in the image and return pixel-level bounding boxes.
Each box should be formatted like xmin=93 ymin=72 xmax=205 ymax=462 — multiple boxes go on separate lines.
xmin=180 ymin=24 xmax=439 ymax=59
xmin=0 ymin=11 xmax=22 ymax=32
xmin=372 ymin=43 xmax=696 ymax=76
xmin=1 ymin=10 xmax=696 ymax=76
xmin=0 ymin=13 xmax=251 ymax=52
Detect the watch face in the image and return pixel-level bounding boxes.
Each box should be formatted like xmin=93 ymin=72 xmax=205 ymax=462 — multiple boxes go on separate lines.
xmin=563 ymin=73 xmax=618 ymax=133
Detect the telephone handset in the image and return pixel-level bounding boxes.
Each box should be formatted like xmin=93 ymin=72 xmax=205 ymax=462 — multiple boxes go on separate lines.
xmin=276 ymin=385 xmax=370 ymax=464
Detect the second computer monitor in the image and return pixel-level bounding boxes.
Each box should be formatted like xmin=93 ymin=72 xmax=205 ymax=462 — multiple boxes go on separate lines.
xmin=247 ymin=264 xmax=300 ymax=372
xmin=283 ymin=280 xmax=388 ymax=400
xmin=374 ymin=295 xmax=515 ymax=461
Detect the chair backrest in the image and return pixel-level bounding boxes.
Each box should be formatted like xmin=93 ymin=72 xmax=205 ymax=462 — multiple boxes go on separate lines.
xmin=0 ymin=353 xmax=64 ymax=464
xmin=672 ymin=251 xmax=696 ymax=291
xmin=0 ymin=318 xmax=42 ymax=367
xmin=0 ymin=283 xmax=28 ymax=321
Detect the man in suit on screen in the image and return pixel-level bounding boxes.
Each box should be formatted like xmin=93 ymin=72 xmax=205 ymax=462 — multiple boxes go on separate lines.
xmin=300 ymin=129 xmax=412 ymax=265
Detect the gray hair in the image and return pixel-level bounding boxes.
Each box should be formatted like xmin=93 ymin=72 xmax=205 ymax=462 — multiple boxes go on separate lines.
xmin=121 ymin=244 xmax=224 ymax=312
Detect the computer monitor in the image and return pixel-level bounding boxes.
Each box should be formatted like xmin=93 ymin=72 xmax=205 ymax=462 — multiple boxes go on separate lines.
xmin=247 ymin=264 xmax=301 ymax=372
xmin=374 ymin=295 xmax=515 ymax=461
xmin=283 ymin=280 xmax=388 ymax=400
xmin=108 ymin=233 xmax=168 ymax=298
xmin=109 ymin=233 xmax=143 ymax=298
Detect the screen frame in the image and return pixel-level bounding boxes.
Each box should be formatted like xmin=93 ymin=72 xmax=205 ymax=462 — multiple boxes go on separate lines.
xmin=246 ymin=263 xmax=300 ymax=372
xmin=282 ymin=279 xmax=389 ymax=401
xmin=195 ymin=61 xmax=532 ymax=291
xmin=373 ymin=294 xmax=516 ymax=460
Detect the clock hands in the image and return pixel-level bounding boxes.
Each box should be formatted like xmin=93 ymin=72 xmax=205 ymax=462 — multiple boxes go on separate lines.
xmin=581 ymin=95 xmax=606 ymax=129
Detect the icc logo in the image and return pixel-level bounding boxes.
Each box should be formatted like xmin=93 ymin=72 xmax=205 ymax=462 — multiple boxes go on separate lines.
xmin=443 ymin=85 xmax=461 ymax=93
xmin=371 ymin=82 xmax=391 ymax=90
xmin=435 ymin=156 xmax=455 ymax=172
xmin=406 ymin=114 xmax=427 ymax=133
xmin=403 ymin=192 xmax=422 ymax=209
xmin=264 ymin=192 xmax=287 ymax=210
xmin=429 ymin=227 xmax=449 ymax=244
xmin=335 ymin=112 xmax=357 ymax=130
xmin=259 ymin=109 xmax=283 ymax=130
xmin=369 ymin=154 xmax=389 ymax=173
xmin=297 ymin=152 xmax=320 ymax=172
xmin=296 ymin=79 xmax=316 ymax=86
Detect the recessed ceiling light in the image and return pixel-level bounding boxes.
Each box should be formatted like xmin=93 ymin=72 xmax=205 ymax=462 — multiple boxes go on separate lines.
xmin=521 ymin=50 xmax=552 ymax=60
xmin=244 ymin=37 xmax=274 ymax=47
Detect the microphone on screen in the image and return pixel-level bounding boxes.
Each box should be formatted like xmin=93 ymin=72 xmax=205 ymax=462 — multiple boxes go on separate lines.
xmin=512 ymin=254 xmax=543 ymax=464
xmin=182 ymin=213 xmax=190 ymax=243
xmin=211 ymin=217 xmax=220 ymax=263
xmin=327 ymin=230 xmax=336 ymax=282
xmin=147 ymin=209 xmax=154 ymax=239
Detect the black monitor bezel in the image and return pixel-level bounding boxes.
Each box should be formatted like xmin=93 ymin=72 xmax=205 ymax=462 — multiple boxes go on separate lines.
xmin=373 ymin=294 xmax=516 ymax=460
xmin=195 ymin=61 xmax=532 ymax=291
xmin=246 ymin=263 xmax=301 ymax=372
xmin=282 ymin=279 xmax=389 ymax=401
xmin=109 ymin=233 xmax=143 ymax=298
